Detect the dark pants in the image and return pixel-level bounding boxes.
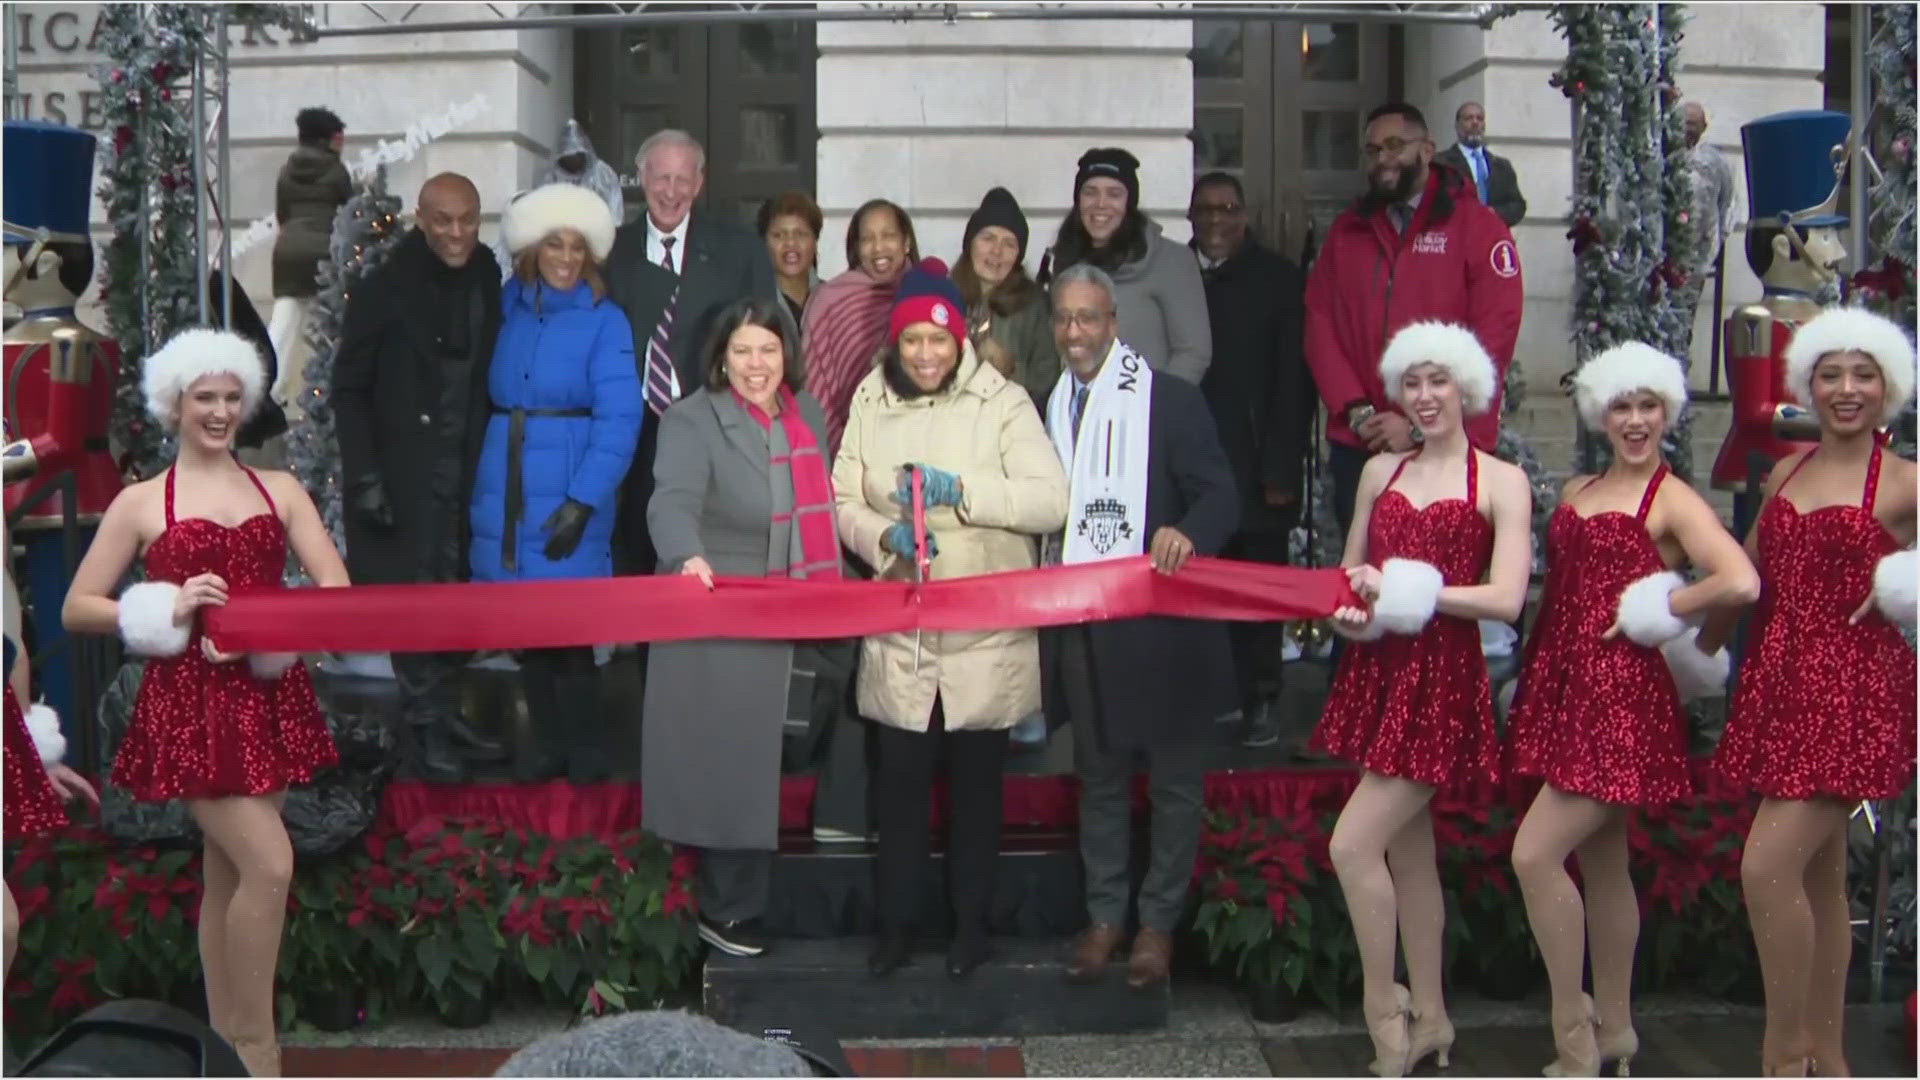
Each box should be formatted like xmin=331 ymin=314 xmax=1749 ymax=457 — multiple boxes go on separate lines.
xmin=872 ymin=700 xmax=1009 ymax=942
xmin=1058 ymin=627 xmax=1208 ymax=934
xmin=393 ymin=503 xmax=478 ymax=774
xmin=695 ymin=847 xmax=773 ymax=924
xmin=614 ymin=410 xmax=663 ymax=577
xmin=520 ymin=645 xmax=601 ymax=776
xmin=1329 ymin=441 xmax=1371 ymax=544
xmin=792 ymin=641 xmax=871 ymax=836
xmin=1222 ymin=530 xmax=1290 ymax=707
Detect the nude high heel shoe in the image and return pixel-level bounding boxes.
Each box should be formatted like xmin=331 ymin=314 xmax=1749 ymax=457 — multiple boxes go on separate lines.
xmin=1542 ymin=992 xmax=1600 ymax=1077
xmin=1407 ymin=1009 xmax=1456 ymax=1071
xmin=1594 ymin=1019 xmax=1639 ymax=1077
xmin=228 ymin=1034 xmax=281 ymax=1078
xmin=1364 ymin=983 xmax=1414 ymax=1078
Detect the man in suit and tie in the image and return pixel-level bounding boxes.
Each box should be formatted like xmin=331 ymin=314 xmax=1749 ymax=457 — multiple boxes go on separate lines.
xmin=1435 ymin=101 xmax=1527 ymax=228
xmin=605 ymin=129 xmax=775 ymax=574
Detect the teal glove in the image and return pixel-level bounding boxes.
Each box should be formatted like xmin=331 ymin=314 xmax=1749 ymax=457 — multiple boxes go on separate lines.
xmin=881 ymin=522 xmax=939 ymax=561
xmin=892 ymin=464 xmax=963 ymax=509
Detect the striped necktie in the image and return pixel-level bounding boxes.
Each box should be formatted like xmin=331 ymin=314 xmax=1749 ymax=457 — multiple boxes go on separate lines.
xmin=645 ymin=236 xmax=681 ymax=415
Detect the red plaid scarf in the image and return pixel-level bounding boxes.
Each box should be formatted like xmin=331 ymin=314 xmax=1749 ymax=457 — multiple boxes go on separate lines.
xmin=801 ymin=267 xmax=896 ymax=453
xmin=736 ymin=386 xmax=842 ymax=580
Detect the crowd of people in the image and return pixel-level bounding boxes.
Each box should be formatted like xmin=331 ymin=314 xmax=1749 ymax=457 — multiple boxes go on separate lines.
xmin=1 ymin=96 xmax=1914 ymax=1080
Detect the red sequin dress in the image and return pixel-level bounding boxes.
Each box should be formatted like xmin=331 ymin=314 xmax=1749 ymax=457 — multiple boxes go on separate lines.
xmin=1715 ymin=448 xmax=1916 ymax=801
xmin=4 ymin=637 xmax=67 ymax=838
xmin=111 ymin=466 xmax=336 ymax=802
xmin=1506 ymin=467 xmax=1691 ymax=806
xmin=1313 ymin=450 xmax=1500 ymax=789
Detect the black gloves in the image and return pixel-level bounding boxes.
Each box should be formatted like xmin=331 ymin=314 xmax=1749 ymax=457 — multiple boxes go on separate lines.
xmin=348 ymin=478 xmax=395 ymax=531
xmin=542 ymin=498 xmax=593 ymax=562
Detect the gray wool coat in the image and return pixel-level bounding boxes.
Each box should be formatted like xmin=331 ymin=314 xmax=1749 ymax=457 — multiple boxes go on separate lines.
xmin=1107 ymin=221 xmax=1213 ymax=386
xmin=640 ymin=387 xmax=836 ymax=851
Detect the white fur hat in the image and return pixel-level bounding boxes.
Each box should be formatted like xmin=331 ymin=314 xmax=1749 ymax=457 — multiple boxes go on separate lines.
xmin=1570 ymin=341 xmax=1690 ymax=430
xmin=141 ymin=328 xmax=266 ymax=429
xmin=1378 ymin=321 xmax=1498 ymax=416
xmin=502 ymin=182 xmax=616 ymax=261
xmin=1784 ymin=306 xmax=1917 ymax=427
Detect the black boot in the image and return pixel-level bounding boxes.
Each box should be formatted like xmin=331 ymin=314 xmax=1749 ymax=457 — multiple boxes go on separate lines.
xmin=947 ymin=931 xmax=992 ymax=979
xmin=516 ymin=652 xmax=568 ymax=782
xmin=560 ymin=657 xmax=610 ymax=784
xmin=443 ymin=711 xmax=506 ymax=759
xmin=411 ymin=720 xmax=466 ymax=782
xmin=868 ymin=931 xmax=912 ymax=977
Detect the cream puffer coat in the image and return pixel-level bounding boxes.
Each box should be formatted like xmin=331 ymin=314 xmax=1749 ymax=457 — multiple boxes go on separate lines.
xmin=833 ymin=341 xmax=1069 ymax=732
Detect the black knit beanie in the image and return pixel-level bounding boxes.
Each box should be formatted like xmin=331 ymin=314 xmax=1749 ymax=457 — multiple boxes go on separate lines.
xmin=1074 ymin=147 xmax=1141 ymax=211
xmin=962 ymin=186 xmax=1030 ymax=261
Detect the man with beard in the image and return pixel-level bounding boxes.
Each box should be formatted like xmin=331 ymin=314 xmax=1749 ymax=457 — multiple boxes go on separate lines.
xmin=1187 ymin=173 xmax=1310 ymax=749
xmin=333 ymin=172 xmax=505 ymax=779
xmin=1303 ymin=102 xmax=1523 ymax=541
xmin=1435 ymin=101 xmax=1527 ymax=228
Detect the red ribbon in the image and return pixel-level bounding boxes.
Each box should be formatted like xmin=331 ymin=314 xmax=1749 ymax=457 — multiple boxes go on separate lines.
xmin=204 ymin=557 xmax=1357 ymax=654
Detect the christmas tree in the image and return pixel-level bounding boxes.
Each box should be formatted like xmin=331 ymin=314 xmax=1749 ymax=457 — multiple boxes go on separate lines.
xmin=94 ymin=3 xmax=305 ymax=480
xmin=1860 ymin=4 xmax=1917 ymax=460
xmin=283 ymin=166 xmax=407 ymax=559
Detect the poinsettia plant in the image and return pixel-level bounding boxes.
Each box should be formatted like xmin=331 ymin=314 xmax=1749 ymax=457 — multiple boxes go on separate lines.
xmin=1630 ymin=770 xmax=1759 ymax=995
xmin=1192 ymin=808 xmax=1357 ymax=1011
xmin=1433 ymin=798 xmax=1536 ymax=993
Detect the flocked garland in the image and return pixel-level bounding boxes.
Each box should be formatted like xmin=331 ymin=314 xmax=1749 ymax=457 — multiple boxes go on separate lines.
xmin=283 ymin=167 xmax=408 ymax=559
xmin=92 ymin=3 xmax=304 ymax=480
xmin=1551 ymin=3 xmax=1697 ymax=479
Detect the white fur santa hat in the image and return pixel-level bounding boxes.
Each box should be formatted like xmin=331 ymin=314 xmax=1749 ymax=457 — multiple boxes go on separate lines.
xmin=1570 ymin=341 xmax=1690 ymax=431
xmin=141 ymin=327 xmax=267 ymax=430
xmin=1377 ymin=321 xmax=1498 ymax=417
xmin=1784 ymin=306 xmax=1917 ymax=427
xmin=502 ymin=182 xmax=616 ymax=261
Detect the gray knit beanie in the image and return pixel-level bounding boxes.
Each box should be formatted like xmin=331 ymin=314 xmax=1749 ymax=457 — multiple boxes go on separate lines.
xmin=494 ymin=1010 xmax=815 ymax=1077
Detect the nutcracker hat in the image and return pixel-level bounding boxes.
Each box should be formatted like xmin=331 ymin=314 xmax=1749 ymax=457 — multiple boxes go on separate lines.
xmin=502 ymin=182 xmax=616 ymax=261
xmin=1784 ymin=306 xmax=1916 ymax=427
xmin=142 ymin=328 xmax=267 ymax=430
xmin=1570 ymin=341 xmax=1690 ymax=430
xmin=3 ymin=121 xmax=96 ymax=248
xmin=1378 ymin=321 xmax=1498 ymax=416
xmin=1741 ymin=110 xmax=1851 ymax=229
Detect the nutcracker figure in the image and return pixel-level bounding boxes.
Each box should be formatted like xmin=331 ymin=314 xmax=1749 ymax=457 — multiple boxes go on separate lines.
xmin=4 ymin=120 xmax=122 ymax=729
xmin=1709 ymin=109 xmax=1852 ymax=534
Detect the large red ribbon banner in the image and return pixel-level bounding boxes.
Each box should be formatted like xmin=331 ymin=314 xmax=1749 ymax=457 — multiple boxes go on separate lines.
xmin=204 ymin=556 xmax=1358 ymax=654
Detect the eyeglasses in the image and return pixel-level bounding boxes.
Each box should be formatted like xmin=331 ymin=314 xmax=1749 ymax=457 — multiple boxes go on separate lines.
xmin=1051 ymin=310 xmax=1112 ymax=330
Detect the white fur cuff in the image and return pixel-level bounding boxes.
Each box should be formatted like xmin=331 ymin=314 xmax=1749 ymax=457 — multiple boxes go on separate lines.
xmin=25 ymin=702 xmax=64 ymax=766
xmin=118 ymin=581 xmax=191 ymax=657
xmin=1373 ymin=559 xmax=1446 ymax=635
xmin=248 ymin=652 xmax=300 ymax=680
xmin=1872 ymin=550 xmax=1917 ymax=629
xmin=1616 ymin=570 xmax=1688 ymax=647
xmin=1660 ymin=629 xmax=1730 ymax=702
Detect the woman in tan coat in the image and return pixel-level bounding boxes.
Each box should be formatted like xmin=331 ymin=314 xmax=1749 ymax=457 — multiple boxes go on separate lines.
xmin=834 ymin=259 xmax=1068 ymax=979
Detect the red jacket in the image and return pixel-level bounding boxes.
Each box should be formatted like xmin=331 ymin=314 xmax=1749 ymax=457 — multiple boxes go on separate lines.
xmin=1303 ymin=164 xmax=1524 ymax=450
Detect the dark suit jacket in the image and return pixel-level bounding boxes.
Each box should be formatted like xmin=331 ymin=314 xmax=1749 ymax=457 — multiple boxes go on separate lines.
xmin=1437 ymin=143 xmax=1527 ymax=227
xmin=603 ymin=209 xmax=776 ymax=393
xmin=1039 ymin=374 xmax=1240 ymax=752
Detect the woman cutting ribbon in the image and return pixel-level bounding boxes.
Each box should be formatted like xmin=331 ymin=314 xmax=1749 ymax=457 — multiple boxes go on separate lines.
xmin=833 ymin=259 xmax=1068 ymax=978
xmin=640 ymin=298 xmax=840 ymax=961
xmin=469 ymin=183 xmax=643 ymax=782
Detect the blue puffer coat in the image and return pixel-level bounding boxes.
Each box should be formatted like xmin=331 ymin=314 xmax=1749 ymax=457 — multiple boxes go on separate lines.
xmin=470 ymin=277 xmax=643 ymax=581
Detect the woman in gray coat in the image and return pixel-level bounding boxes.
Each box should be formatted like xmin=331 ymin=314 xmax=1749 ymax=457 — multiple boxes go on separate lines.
xmin=1043 ymin=147 xmax=1212 ymax=385
xmin=641 ymin=298 xmax=840 ymax=961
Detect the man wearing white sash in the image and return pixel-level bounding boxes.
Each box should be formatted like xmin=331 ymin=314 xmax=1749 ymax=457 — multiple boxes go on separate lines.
xmin=1040 ymin=264 xmax=1241 ymax=989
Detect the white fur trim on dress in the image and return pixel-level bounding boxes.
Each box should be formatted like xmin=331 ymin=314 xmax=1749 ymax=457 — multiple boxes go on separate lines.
xmin=118 ymin=581 xmax=191 ymax=657
xmin=1377 ymin=321 xmax=1498 ymax=417
xmin=141 ymin=328 xmax=267 ymax=430
xmin=502 ymin=182 xmax=617 ymax=261
xmin=1372 ymin=558 xmax=1446 ymax=635
xmin=1784 ymin=306 xmax=1917 ymax=427
xmin=1616 ymin=570 xmax=1689 ymax=647
xmin=248 ymin=652 xmax=300 ymax=680
xmin=1660 ymin=629 xmax=1729 ymax=703
xmin=1571 ymin=341 xmax=1690 ymax=431
xmin=25 ymin=702 xmax=64 ymax=766
xmin=1872 ymin=549 xmax=1917 ymax=629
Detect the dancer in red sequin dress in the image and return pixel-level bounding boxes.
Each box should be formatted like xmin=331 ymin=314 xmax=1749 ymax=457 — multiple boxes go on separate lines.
xmin=1504 ymin=343 xmax=1759 ymax=1076
xmin=4 ymin=546 xmax=99 ymax=981
xmin=1701 ymin=308 xmax=1917 ymax=1078
xmin=1310 ymin=322 xmax=1534 ymax=1078
xmin=59 ymin=329 xmax=349 ymax=1078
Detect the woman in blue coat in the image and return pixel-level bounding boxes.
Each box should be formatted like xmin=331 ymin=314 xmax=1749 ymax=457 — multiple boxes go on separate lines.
xmin=471 ymin=182 xmax=643 ymax=780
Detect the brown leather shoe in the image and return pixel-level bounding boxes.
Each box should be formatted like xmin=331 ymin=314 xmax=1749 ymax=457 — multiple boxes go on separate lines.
xmin=1065 ymin=923 xmax=1124 ymax=981
xmin=1127 ymin=927 xmax=1173 ymax=989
